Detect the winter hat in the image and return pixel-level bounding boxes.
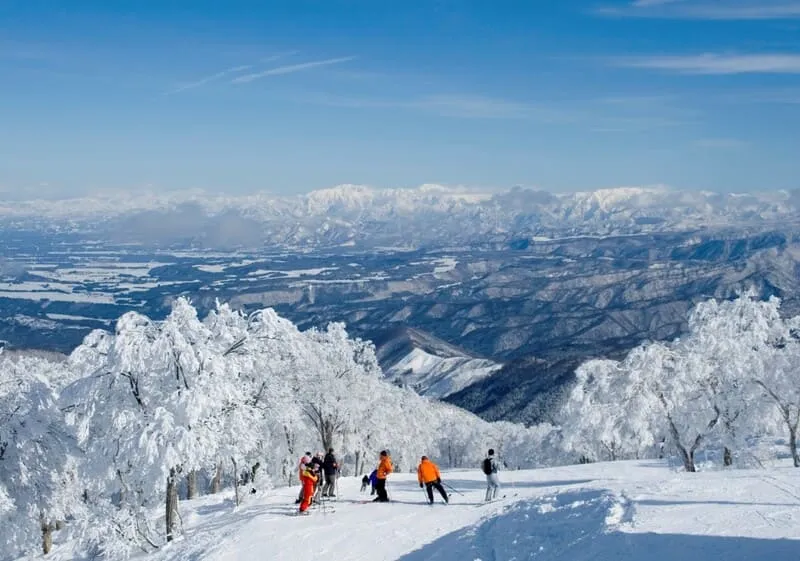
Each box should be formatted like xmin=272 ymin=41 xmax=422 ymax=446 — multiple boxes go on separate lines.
xmin=421 ymin=455 xmax=428 ymax=461
xmin=328 ymin=448 xmax=334 ymax=454
xmin=380 ymin=450 xmax=388 ymax=457
xmin=488 ymin=449 xmax=495 ymax=456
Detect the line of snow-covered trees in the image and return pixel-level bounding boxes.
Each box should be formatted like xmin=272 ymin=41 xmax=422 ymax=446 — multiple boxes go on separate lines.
xmin=8 ymin=292 xmax=797 ymax=559
xmin=0 ymin=299 xmax=558 ymax=560
xmin=560 ymin=292 xmax=800 ymax=472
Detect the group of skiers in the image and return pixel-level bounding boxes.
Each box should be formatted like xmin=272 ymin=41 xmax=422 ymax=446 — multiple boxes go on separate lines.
xmin=297 ymin=448 xmax=502 ymax=514
xmin=297 ymin=449 xmax=340 ymax=513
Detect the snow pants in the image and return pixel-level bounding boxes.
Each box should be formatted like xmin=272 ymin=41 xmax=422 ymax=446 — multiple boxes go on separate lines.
xmin=322 ymin=473 xmax=337 ymax=497
xmin=374 ymin=478 xmax=389 ymax=502
xmin=299 ymin=482 xmax=315 ymax=513
xmin=485 ymin=473 xmax=500 ymax=501
xmin=424 ymin=481 xmax=449 ymax=504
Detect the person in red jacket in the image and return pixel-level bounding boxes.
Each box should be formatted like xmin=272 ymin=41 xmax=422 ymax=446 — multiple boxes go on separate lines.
xmin=299 ymin=463 xmax=318 ymax=514
xmin=417 ymin=456 xmax=449 ymax=505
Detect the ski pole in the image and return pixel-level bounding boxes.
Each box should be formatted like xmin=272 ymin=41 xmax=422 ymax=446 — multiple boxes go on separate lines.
xmin=442 ymin=482 xmax=465 ymax=496
xmin=421 ymin=486 xmax=431 ymax=504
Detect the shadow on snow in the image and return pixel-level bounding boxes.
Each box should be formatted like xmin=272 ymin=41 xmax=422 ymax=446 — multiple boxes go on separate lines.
xmin=398 ymin=489 xmax=800 ymax=561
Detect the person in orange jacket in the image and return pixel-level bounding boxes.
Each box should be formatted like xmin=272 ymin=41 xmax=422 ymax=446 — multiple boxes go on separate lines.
xmin=372 ymin=450 xmax=393 ymax=502
xmin=417 ymin=455 xmax=449 ymax=505
xmin=299 ymin=463 xmax=319 ymax=514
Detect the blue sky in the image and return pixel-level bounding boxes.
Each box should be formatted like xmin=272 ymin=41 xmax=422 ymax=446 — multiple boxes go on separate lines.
xmin=1 ymin=0 xmax=799 ymax=197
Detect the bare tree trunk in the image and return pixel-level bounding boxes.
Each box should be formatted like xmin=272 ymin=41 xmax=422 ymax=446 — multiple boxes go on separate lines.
xmin=231 ymin=457 xmax=241 ymax=507
xmin=677 ymin=445 xmax=696 ymax=472
xmin=789 ymin=425 xmax=800 ymax=468
xmin=40 ymin=515 xmax=54 ymax=555
xmin=284 ymin=425 xmax=297 ymax=485
xmin=723 ymin=447 xmax=733 ymax=467
xmin=354 ymin=450 xmax=361 ymax=477
xmin=753 ymin=381 xmax=800 ymax=467
xmin=250 ymin=462 xmax=261 ymax=485
xmin=666 ymin=414 xmax=696 ymax=472
xmin=211 ymin=462 xmax=223 ymax=494
xmin=187 ymin=470 xmax=198 ymax=500
xmin=661 ymin=398 xmax=719 ymax=473
xmin=166 ymin=468 xmax=179 ymax=542
xmin=321 ymin=420 xmax=333 ymax=452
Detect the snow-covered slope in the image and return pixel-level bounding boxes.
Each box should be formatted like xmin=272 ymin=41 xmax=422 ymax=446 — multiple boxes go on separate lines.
xmin=43 ymin=459 xmax=800 ymax=561
xmin=373 ymin=327 xmax=503 ymax=398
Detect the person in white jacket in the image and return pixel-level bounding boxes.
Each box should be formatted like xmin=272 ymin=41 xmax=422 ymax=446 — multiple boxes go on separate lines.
xmin=482 ymin=448 xmax=500 ymax=502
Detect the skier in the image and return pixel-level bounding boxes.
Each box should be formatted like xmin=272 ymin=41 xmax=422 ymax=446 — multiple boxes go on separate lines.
xmin=322 ymin=447 xmax=339 ymax=497
xmin=483 ymin=448 xmax=500 ymax=502
xmin=372 ymin=450 xmax=393 ymax=502
xmin=299 ymin=462 xmax=318 ymax=515
xmin=417 ymin=455 xmax=448 ymax=505
xmin=295 ymin=451 xmax=312 ymax=504
xmin=311 ymin=452 xmax=325 ymax=500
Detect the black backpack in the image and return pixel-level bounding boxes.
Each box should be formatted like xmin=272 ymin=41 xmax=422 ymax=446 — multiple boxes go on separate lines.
xmin=482 ymin=457 xmax=493 ymax=475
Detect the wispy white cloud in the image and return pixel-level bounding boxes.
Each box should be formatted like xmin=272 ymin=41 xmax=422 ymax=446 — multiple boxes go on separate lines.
xmin=231 ymin=56 xmax=356 ymax=84
xmin=601 ymin=0 xmax=800 ymax=19
xmin=165 ymin=53 xmax=293 ymax=94
xmin=616 ymin=53 xmax=800 ymax=74
xmin=166 ymin=64 xmax=253 ymax=94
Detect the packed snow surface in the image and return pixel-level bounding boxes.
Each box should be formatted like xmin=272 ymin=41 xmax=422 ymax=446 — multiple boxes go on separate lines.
xmin=46 ymin=459 xmax=800 ymax=561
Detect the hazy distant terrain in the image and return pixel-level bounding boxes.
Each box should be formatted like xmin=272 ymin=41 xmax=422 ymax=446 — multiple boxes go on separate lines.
xmin=2 ymin=185 xmax=799 ymax=423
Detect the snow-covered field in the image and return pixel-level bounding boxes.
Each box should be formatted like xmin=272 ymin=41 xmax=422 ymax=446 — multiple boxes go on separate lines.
xmin=46 ymin=460 xmax=800 ymax=561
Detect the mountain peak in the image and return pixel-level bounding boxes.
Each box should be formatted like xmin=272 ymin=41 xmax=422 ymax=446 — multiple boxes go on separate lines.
xmin=373 ymin=326 xmax=502 ymax=398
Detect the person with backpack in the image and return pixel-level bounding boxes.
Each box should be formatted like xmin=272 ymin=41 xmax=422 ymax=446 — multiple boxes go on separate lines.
xmin=483 ymin=448 xmax=500 ymax=502
xmin=322 ymin=447 xmax=339 ymax=497
xmin=310 ymin=452 xmax=325 ymax=501
xmin=417 ymin=455 xmax=448 ymax=505
xmin=372 ymin=450 xmax=393 ymax=502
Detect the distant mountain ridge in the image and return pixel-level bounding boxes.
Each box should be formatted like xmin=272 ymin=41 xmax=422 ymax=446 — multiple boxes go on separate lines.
xmin=373 ymin=326 xmax=502 ymax=398
xmin=3 ymin=185 xmax=800 ymax=425
xmin=2 ymin=184 xmax=798 ymax=249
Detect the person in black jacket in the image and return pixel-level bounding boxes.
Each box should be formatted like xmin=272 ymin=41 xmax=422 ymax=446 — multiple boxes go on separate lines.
xmin=322 ymin=447 xmax=339 ymax=497
xmin=310 ymin=452 xmax=325 ymax=500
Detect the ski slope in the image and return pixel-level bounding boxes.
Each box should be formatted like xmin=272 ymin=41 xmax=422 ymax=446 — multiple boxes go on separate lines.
xmin=49 ymin=460 xmax=800 ymax=561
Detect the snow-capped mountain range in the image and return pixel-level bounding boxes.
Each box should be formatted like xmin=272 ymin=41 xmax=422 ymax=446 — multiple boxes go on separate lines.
xmin=3 ymin=184 xmax=798 ymax=248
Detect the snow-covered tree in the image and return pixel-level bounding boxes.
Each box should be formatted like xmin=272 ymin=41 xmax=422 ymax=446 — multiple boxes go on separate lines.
xmin=560 ymin=358 xmax=654 ymax=462
xmin=0 ymin=353 xmax=82 ymax=557
xmin=683 ymin=295 xmax=783 ymax=466
xmin=750 ymin=312 xmax=800 ymax=467
xmin=65 ymin=299 xmax=233 ymax=553
xmin=300 ymin=323 xmax=381 ymax=452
